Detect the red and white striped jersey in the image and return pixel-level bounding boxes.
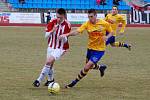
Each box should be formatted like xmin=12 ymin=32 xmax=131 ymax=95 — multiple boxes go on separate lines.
xmin=45 ymin=19 xmax=71 ymax=50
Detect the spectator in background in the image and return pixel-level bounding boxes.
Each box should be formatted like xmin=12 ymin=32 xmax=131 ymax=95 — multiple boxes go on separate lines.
xmin=96 ymin=0 xmax=107 ymax=5
xmin=2 ymin=0 xmax=7 ymax=3
xmin=113 ymin=0 xmax=121 ymax=5
xmin=46 ymin=10 xmax=51 ymax=24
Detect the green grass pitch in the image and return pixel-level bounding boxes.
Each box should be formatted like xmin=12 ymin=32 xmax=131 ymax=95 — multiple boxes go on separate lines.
xmin=0 ymin=26 xmax=149 ymax=100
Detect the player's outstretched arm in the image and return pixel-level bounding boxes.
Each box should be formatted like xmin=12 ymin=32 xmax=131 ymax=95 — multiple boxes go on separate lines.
xmin=66 ymin=30 xmax=79 ymax=37
xmin=58 ymin=30 xmax=79 ymax=41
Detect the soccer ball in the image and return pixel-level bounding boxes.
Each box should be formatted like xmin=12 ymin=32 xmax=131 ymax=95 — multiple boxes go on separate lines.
xmin=48 ymin=82 xmax=60 ymax=94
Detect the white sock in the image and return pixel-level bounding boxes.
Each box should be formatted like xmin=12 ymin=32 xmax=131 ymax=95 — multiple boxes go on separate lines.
xmin=37 ymin=65 xmax=51 ymax=83
xmin=47 ymin=68 xmax=54 ymax=81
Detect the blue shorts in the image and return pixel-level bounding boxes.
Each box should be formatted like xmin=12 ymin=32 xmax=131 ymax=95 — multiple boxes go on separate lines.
xmin=86 ymin=49 xmax=105 ymax=64
xmin=106 ymin=31 xmax=115 ymax=45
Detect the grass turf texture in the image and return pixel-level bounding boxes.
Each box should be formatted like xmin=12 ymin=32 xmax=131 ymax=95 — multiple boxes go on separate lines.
xmin=0 ymin=26 xmax=149 ymax=100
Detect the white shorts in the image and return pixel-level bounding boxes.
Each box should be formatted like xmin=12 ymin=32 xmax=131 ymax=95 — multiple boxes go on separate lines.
xmin=47 ymin=47 xmax=66 ymax=60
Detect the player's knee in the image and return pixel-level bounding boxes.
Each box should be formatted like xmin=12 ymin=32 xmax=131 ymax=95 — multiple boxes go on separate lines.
xmin=84 ymin=64 xmax=93 ymax=71
xmin=84 ymin=67 xmax=89 ymax=72
xmin=45 ymin=58 xmax=55 ymax=66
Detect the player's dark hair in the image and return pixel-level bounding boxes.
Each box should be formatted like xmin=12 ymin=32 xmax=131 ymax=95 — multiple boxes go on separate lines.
xmin=57 ymin=8 xmax=66 ymax=16
xmin=112 ymin=5 xmax=118 ymax=10
xmin=88 ymin=9 xmax=97 ymax=15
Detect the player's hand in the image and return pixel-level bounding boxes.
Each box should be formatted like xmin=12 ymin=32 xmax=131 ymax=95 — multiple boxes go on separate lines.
xmin=58 ymin=34 xmax=67 ymax=41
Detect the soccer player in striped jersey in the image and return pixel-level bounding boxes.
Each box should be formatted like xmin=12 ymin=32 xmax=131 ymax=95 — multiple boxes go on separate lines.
xmin=59 ymin=9 xmax=113 ymax=88
xmin=33 ymin=8 xmax=71 ymax=87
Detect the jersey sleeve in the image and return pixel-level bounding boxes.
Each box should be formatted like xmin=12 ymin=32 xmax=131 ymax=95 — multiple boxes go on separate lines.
xmin=77 ymin=22 xmax=88 ymax=34
xmin=45 ymin=19 xmax=55 ymax=32
xmin=65 ymin=21 xmax=71 ymax=34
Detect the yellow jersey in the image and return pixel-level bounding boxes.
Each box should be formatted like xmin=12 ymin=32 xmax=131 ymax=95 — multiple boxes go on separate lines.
xmin=104 ymin=14 xmax=126 ymax=36
xmin=77 ymin=19 xmax=112 ymax=51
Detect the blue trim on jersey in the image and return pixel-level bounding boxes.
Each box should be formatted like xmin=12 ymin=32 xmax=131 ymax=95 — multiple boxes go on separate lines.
xmin=86 ymin=49 xmax=105 ymax=64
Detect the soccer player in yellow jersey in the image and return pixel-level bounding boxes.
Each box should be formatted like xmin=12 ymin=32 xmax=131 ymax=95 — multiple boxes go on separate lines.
xmin=93 ymin=6 xmax=131 ymax=76
xmin=92 ymin=6 xmax=132 ymax=76
xmin=59 ymin=9 xmax=113 ymax=88
xmin=105 ymin=6 xmax=131 ymax=50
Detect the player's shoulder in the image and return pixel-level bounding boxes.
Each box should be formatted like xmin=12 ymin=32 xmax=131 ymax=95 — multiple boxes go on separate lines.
xmin=98 ymin=19 xmax=110 ymax=27
xmin=117 ymin=14 xmax=125 ymax=21
xmin=49 ymin=18 xmax=57 ymax=23
xmin=117 ymin=14 xmax=123 ymax=18
xmin=107 ymin=13 xmax=112 ymax=16
xmin=84 ymin=21 xmax=89 ymax=24
xmin=64 ymin=20 xmax=71 ymax=28
xmin=99 ymin=18 xmax=109 ymax=24
xmin=64 ymin=20 xmax=71 ymax=25
xmin=81 ymin=21 xmax=89 ymax=26
xmin=106 ymin=13 xmax=112 ymax=17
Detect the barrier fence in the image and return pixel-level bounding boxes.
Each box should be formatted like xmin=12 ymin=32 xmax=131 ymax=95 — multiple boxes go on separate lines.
xmin=0 ymin=8 xmax=150 ymax=25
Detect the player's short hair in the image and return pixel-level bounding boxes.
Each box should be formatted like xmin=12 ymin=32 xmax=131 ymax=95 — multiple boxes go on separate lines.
xmin=112 ymin=6 xmax=118 ymax=10
xmin=88 ymin=9 xmax=97 ymax=15
xmin=57 ymin=8 xmax=66 ymax=16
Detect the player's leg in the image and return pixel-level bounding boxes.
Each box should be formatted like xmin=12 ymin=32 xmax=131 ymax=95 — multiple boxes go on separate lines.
xmin=106 ymin=32 xmax=131 ymax=50
xmin=108 ymin=36 xmax=131 ymax=50
xmin=44 ymin=49 xmax=66 ymax=86
xmin=44 ymin=60 xmax=55 ymax=86
xmin=33 ymin=48 xmax=65 ymax=87
xmin=106 ymin=35 xmax=115 ymax=46
xmin=106 ymin=31 xmax=112 ymax=46
xmin=65 ymin=50 xmax=105 ymax=88
xmin=93 ymin=63 xmax=107 ymax=77
xmin=33 ymin=47 xmax=55 ymax=87
xmin=65 ymin=60 xmax=94 ymax=88
xmin=33 ymin=56 xmax=55 ymax=87
xmin=86 ymin=50 xmax=106 ymax=77
xmin=91 ymin=33 xmax=112 ymax=76
xmin=86 ymin=49 xmax=91 ymax=63
xmin=111 ymin=41 xmax=131 ymax=51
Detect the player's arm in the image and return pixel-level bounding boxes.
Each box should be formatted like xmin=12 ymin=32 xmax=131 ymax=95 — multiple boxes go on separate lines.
xmin=58 ymin=28 xmax=79 ymax=41
xmin=67 ymin=22 xmax=87 ymax=37
xmin=59 ymin=22 xmax=87 ymax=40
xmin=119 ymin=16 xmax=126 ymax=34
xmin=61 ymin=22 xmax=72 ymax=43
xmin=66 ymin=30 xmax=79 ymax=37
xmin=45 ymin=20 xmax=57 ymax=38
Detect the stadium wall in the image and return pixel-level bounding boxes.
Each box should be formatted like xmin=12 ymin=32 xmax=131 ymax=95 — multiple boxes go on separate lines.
xmin=131 ymin=8 xmax=150 ymax=24
xmin=0 ymin=23 xmax=150 ymax=27
xmin=0 ymin=11 xmax=150 ymax=27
